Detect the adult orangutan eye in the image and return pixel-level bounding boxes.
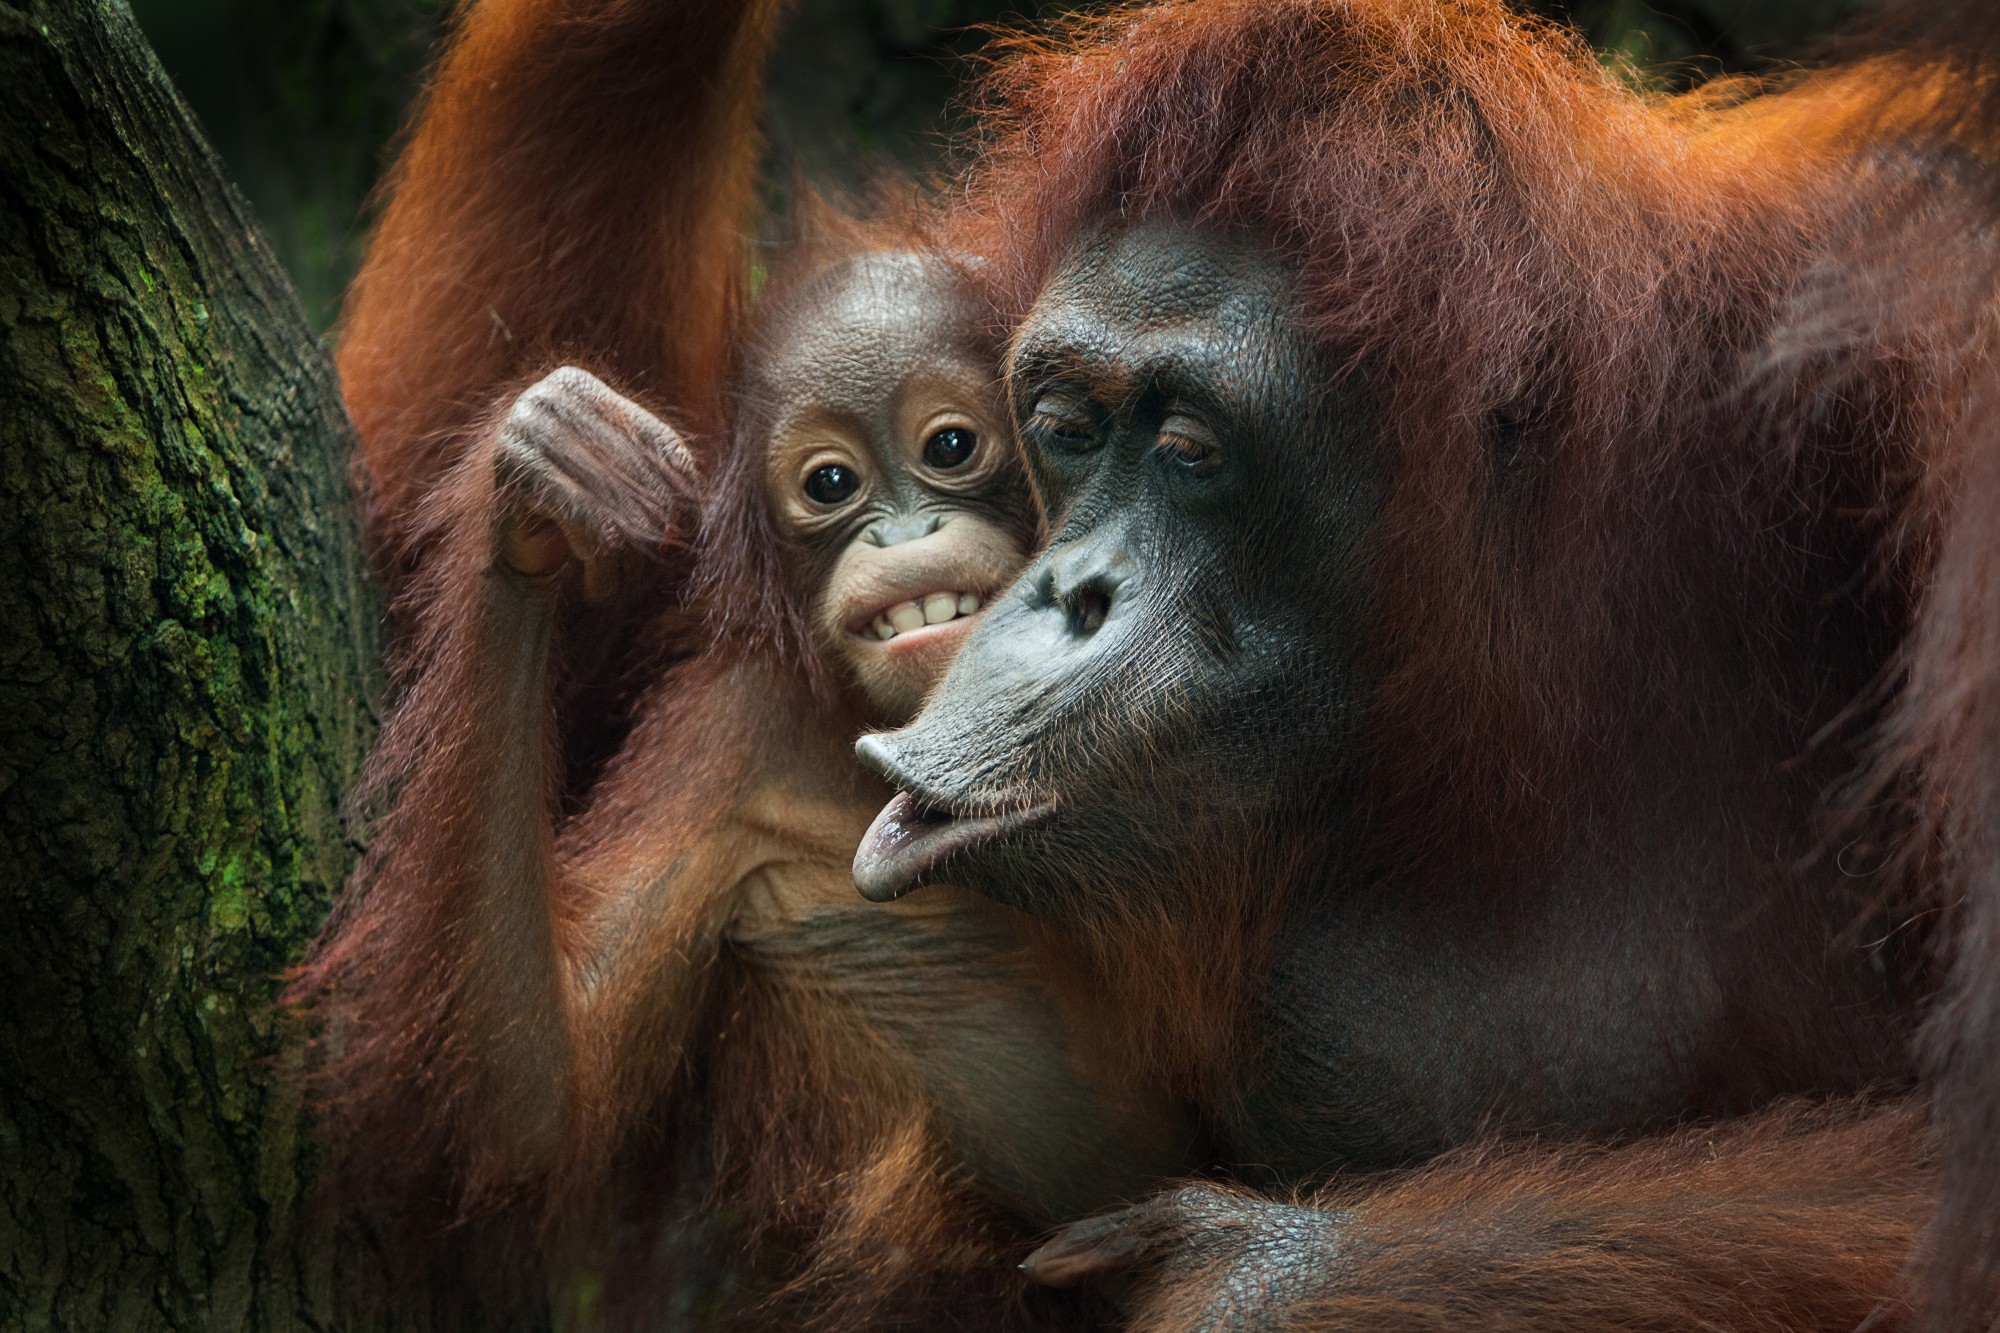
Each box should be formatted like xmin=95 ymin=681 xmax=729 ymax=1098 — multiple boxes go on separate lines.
xmin=1027 ymin=392 xmax=1099 ymax=452
xmin=1157 ymin=414 xmax=1222 ymax=477
xmin=804 ymin=463 xmax=860 ymax=505
xmin=923 ymin=427 xmax=978 ymax=470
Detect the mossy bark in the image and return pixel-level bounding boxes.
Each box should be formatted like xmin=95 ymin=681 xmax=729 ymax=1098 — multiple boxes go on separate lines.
xmin=0 ymin=1 xmax=381 ymax=1328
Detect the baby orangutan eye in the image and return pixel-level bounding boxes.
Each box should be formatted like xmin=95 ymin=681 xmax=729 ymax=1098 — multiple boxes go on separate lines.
xmin=923 ymin=427 xmax=978 ymax=470
xmin=805 ymin=463 xmax=861 ymax=506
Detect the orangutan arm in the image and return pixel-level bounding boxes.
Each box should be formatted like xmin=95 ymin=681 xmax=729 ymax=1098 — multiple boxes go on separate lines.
xmin=338 ymin=0 xmax=784 ymax=567
xmin=292 ymin=368 xmax=742 ymax=1190
xmin=1028 ymin=1101 xmax=1933 ymax=1333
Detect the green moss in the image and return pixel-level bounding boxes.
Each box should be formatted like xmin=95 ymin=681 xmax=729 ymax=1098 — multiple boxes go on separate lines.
xmin=0 ymin=0 xmax=382 ymax=1324
xmin=217 ymin=847 xmax=253 ymax=906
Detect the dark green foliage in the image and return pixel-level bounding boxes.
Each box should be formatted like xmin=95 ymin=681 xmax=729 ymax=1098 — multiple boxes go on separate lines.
xmin=1535 ymin=0 xmax=1867 ymax=85
xmin=0 ymin=0 xmax=380 ymax=1326
xmin=124 ymin=0 xmax=1874 ymax=333
xmin=0 ymin=2 xmax=1876 ymax=1329
xmin=763 ymin=0 xmax=1095 ymax=189
xmin=122 ymin=0 xmax=1106 ymax=325
xmin=126 ymin=0 xmax=445 ymax=329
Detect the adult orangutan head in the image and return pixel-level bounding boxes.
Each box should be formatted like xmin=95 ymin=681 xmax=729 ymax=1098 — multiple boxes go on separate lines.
xmin=850 ymin=0 xmax=1870 ymax=913
xmin=854 ymin=219 xmax=1381 ymax=907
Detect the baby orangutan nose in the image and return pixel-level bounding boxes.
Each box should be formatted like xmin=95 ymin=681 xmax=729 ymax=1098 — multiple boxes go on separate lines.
xmin=812 ymin=505 xmax=1027 ymax=724
xmin=864 ymin=512 xmax=945 ymax=547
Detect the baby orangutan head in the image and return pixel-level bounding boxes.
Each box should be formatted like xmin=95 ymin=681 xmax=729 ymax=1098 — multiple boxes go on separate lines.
xmin=746 ymin=251 xmax=1032 ymax=723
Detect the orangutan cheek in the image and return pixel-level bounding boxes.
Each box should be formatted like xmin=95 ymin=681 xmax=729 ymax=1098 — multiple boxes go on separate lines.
xmin=847 ymin=645 xmax=930 ymax=722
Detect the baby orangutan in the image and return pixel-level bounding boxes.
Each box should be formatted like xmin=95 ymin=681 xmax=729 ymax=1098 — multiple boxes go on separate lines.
xmin=298 ymin=247 xmax=1192 ymax=1330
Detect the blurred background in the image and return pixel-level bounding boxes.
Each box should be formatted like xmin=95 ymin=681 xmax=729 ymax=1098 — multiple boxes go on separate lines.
xmin=128 ymin=0 xmax=1866 ymax=333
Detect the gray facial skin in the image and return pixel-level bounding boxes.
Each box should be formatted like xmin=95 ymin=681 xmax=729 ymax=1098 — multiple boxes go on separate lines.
xmin=854 ymin=223 xmax=1380 ymax=914
xmin=855 ymin=220 xmax=1906 ymax=1179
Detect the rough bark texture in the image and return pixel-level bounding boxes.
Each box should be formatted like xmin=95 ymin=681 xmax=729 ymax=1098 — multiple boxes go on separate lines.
xmin=0 ymin=1 xmax=1886 ymax=1329
xmin=0 ymin=1 xmax=380 ymax=1329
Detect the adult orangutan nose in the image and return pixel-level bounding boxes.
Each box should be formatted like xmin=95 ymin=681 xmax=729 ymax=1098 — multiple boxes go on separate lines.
xmin=1038 ymin=537 xmax=1137 ymax=638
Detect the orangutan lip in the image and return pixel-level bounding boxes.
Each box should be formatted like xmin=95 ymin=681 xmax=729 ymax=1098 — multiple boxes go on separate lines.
xmin=852 ymin=789 xmax=1051 ymax=902
xmin=846 ymin=610 xmax=978 ymax=653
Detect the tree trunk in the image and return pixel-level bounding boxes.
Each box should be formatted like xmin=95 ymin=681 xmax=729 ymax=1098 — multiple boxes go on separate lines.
xmin=0 ymin=1 xmax=381 ymax=1329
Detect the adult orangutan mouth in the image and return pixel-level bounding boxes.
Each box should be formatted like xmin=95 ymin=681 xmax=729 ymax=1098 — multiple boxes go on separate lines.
xmin=851 ymin=788 xmax=1052 ymax=902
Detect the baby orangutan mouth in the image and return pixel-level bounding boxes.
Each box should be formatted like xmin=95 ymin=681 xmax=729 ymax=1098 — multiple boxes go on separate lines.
xmin=851 ymin=783 xmax=1053 ymax=902
xmin=865 ymin=591 xmax=984 ymax=641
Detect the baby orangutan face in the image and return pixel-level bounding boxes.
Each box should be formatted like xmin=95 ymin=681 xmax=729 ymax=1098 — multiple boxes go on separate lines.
xmin=756 ymin=252 xmax=1032 ymax=723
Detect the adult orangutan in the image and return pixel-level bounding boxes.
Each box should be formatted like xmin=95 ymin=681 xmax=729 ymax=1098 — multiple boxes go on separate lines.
xmin=295 ymin=2 xmax=1190 ymax=1329
xmin=854 ymin=0 xmax=2000 ymax=1328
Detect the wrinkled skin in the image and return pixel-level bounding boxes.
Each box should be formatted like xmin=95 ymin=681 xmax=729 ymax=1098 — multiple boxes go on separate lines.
xmin=481 ymin=254 xmax=1186 ymax=1227
xmin=856 ymin=225 xmax=1380 ymax=914
xmin=1028 ymin=1185 xmax=1351 ymax=1331
xmin=747 ymin=251 xmax=1034 ymax=721
xmin=854 ymin=222 xmax=1910 ymax=1319
xmin=495 ymin=364 xmax=695 ymax=597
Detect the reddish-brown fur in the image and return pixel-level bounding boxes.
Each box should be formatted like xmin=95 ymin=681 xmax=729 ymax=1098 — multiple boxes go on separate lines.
xmin=308 ymin=385 xmax=1189 ymax=1329
xmin=1134 ymin=1104 xmax=1935 ymax=1332
xmin=334 ymin=0 xmax=790 ymax=795
xmin=339 ymin=0 xmax=774 ymax=578
xmin=935 ymin=0 xmax=2000 ymax=1327
xmin=296 ymin=5 xmax=1185 ymax=1329
xmin=959 ymin=0 xmax=1911 ymax=880
xmin=302 ymin=0 xmax=2000 ymax=1325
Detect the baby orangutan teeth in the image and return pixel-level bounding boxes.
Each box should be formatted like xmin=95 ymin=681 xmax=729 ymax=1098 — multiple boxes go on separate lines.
xmin=867 ymin=592 xmax=984 ymax=642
